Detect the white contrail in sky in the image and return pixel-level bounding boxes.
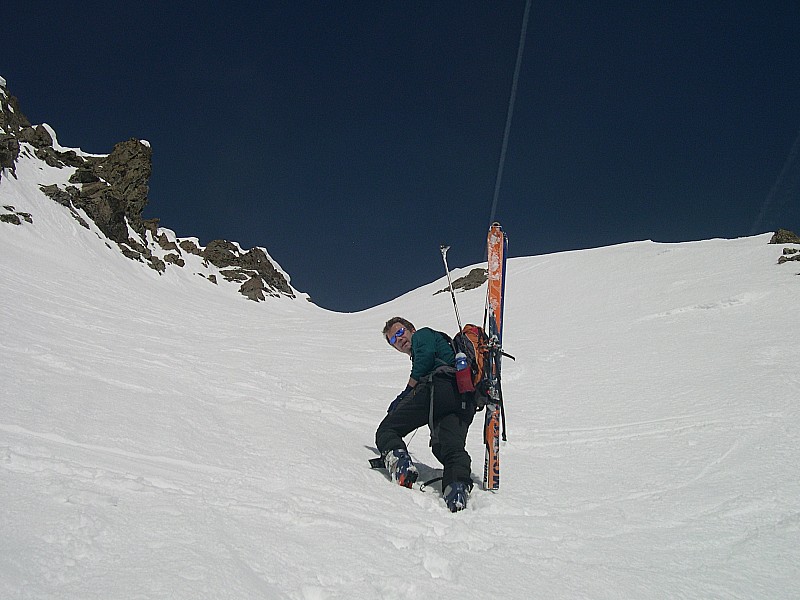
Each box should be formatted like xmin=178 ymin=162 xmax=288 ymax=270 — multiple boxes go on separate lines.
xmin=750 ymin=126 xmax=800 ymax=235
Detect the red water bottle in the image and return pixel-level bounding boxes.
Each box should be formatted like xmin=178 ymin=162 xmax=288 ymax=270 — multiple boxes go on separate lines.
xmin=455 ymin=352 xmax=475 ymax=393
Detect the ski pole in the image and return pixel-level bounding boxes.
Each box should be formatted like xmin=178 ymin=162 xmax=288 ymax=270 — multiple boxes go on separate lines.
xmin=439 ymin=245 xmax=463 ymax=333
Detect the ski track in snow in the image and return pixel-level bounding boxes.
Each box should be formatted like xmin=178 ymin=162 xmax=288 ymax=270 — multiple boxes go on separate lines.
xmin=635 ymin=291 xmax=770 ymax=321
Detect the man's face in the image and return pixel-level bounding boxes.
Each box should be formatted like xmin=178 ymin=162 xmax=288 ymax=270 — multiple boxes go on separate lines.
xmin=386 ymin=323 xmax=413 ymax=355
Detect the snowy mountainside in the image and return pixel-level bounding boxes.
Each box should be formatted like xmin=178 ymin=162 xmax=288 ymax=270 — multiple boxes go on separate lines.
xmin=0 ymin=75 xmax=301 ymax=304
xmin=2 ymin=207 xmax=799 ymax=599
xmin=0 ymin=145 xmax=305 ymax=304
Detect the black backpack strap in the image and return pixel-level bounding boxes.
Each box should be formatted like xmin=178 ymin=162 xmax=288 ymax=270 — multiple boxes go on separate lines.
xmin=428 ymin=377 xmax=437 ymax=446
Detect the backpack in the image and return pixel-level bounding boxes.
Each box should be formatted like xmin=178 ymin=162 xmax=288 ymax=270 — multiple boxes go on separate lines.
xmin=446 ymin=324 xmax=491 ymax=408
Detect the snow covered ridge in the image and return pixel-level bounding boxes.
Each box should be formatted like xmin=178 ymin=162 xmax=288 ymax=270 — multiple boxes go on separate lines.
xmin=0 ymin=75 xmax=300 ymax=303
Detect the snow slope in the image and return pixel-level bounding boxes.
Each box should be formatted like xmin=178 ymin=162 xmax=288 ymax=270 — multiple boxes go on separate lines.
xmin=1 ymin=169 xmax=799 ymax=598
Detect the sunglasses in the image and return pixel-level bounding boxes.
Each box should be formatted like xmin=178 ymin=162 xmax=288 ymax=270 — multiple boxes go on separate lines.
xmin=388 ymin=327 xmax=406 ymax=346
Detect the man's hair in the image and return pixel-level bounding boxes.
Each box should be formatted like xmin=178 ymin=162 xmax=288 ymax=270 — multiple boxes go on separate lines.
xmin=382 ymin=317 xmax=415 ymax=339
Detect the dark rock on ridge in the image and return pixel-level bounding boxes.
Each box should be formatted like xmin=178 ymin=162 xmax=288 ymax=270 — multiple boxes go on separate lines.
xmin=434 ymin=268 xmax=488 ymax=295
xmin=769 ymin=229 xmax=800 ymax=245
xmin=0 ymin=76 xmax=295 ymax=302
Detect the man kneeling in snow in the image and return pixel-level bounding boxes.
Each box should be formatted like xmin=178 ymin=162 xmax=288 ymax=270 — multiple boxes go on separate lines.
xmin=375 ymin=317 xmax=476 ymax=512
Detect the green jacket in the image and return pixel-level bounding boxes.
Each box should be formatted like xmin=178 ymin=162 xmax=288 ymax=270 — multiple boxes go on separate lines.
xmin=410 ymin=327 xmax=455 ymax=382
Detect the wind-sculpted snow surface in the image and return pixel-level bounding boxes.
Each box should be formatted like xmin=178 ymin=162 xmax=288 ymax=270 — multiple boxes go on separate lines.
xmin=1 ymin=186 xmax=799 ymax=600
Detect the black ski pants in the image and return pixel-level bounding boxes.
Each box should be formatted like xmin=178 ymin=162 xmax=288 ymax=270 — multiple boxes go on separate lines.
xmin=375 ymin=374 xmax=476 ymax=490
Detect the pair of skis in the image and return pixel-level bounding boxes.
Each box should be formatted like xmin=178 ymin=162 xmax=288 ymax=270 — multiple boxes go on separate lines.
xmin=483 ymin=222 xmax=508 ymax=491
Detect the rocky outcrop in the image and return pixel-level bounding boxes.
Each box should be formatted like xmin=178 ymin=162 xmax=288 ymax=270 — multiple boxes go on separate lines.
xmin=770 ymin=229 xmax=800 ymax=245
xmin=2 ymin=81 xmax=151 ymax=246
xmin=0 ymin=87 xmax=29 ymax=178
xmin=434 ymin=268 xmax=488 ymax=295
xmin=31 ymin=138 xmax=152 ymax=246
xmin=778 ymin=247 xmax=800 ymax=265
xmin=67 ymin=138 xmax=152 ymax=243
xmin=1 ymin=92 xmax=84 ymax=175
xmin=0 ymin=135 xmax=20 ymax=175
xmin=768 ymin=229 xmax=800 ymax=271
xmin=0 ymin=76 xmax=298 ymax=302
xmin=0 ymin=204 xmax=33 ymax=225
xmin=203 ymin=240 xmax=294 ymax=300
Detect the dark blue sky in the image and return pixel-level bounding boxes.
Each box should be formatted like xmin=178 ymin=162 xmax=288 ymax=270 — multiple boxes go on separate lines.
xmin=5 ymin=1 xmax=799 ymax=311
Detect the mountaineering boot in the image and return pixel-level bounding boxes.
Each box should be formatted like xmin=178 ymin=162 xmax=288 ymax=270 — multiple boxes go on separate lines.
xmin=383 ymin=449 xmax=418 ymax=488
xmin=443 ymin=481 xmax=470 ymax=512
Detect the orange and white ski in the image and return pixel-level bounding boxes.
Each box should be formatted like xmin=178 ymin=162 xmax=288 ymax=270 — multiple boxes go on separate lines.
xmin=483 ymin=222 xmax=507 ymax=491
